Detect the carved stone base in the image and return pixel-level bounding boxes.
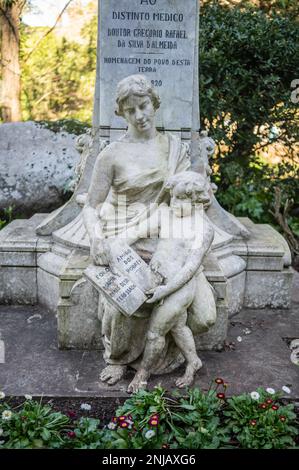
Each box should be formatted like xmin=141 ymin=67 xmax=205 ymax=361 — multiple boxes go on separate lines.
xmin=0 ymin=214 xmax=294 ymax=353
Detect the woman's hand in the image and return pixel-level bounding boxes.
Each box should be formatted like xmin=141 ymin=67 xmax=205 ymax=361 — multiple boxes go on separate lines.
xmin=91 ymin=238 xmax=111 ymax=266
xmin=146 ymin=285 xmax=170 ymax=304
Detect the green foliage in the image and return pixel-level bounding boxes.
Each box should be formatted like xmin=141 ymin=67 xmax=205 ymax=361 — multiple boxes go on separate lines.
xmin=200 ymin=3 xmax=299 ymax=245
xmin=0 ymin=207 xmax=13 ymax=230
xmin=0 ymin=1 xmax=18 ymax=8
xmin=20 ymin=16 xmax=97 ymax=123
xmin=37 ymin=119 xmax=91 ymax=136
xmin=0 ymin=398 xmax=70 ymax=448
xmin=224 ymin=388 xmax=298 ymax=448
xmin=0 ymin=386 xmax=298 ymax=449
xmin=215 ymin=159 xmax=298 ymax=226
xmin=200 ymin=3 xmax=299 ymax=165
xmin=168 ymin=388 xmax=230 ymax=449
xmin=63 ymin=417 xmax=105 ymax=449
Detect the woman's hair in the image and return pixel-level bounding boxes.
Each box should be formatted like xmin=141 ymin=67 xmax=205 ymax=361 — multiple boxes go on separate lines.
xmin=165 ymin=171 xmax=211 ymax=203
xmin=115 ymin=74 xmax=161 ymax=117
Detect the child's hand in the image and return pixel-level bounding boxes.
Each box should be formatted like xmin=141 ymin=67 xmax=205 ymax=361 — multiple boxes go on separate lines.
xmin=146 ymin=286 xmax=169 ymax=304
xmin=150 ymin=260 xmax=161 ymax=273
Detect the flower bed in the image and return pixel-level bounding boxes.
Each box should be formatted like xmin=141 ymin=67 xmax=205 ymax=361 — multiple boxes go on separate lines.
xmin=0 ymin=382 xmax=298 ymax=449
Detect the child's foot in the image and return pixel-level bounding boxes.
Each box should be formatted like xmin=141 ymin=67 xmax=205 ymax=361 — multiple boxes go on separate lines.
xmin=175 ymin=359 xmax=202 ymax=388
xmin=127 ymin=370 xmax=149 ymax=394
xmin=100 ymin=365 xmax=126 ymax=385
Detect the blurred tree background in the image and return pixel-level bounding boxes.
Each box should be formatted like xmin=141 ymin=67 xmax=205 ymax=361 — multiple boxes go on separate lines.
xmin=0 ymin=0 xmax=298 ymax=260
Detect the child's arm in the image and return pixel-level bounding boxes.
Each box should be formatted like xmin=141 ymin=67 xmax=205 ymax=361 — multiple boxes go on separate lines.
xmin=147 ymin=221 xmax=214 ymax=303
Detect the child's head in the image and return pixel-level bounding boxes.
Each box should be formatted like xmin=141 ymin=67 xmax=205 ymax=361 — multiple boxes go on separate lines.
xmin=165 ymin=171 xmax=211 ymax=217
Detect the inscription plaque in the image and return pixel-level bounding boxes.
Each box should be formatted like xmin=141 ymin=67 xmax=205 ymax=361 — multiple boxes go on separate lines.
xmin=98 ymin=0 xmax=198 ymax=131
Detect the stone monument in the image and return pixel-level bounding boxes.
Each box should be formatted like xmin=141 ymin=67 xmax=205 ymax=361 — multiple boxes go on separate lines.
xmin=0 ymin=0 xmax=294 ymax=390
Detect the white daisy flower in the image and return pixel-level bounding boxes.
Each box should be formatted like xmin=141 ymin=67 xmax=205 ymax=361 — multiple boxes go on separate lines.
xmin=0 ymin=392 xmax=5 ymax=400
xmin=24 ymin=394 xmax=32 ymax=400
xmin=282 ymin=386 xmax=291 ymax=394
xmin=250 ymin=391 xmax=260 ymax=400
xmin=107 ymin=422 xmax=117 ymax=430
xmin=2 ymin=410 xmax=12 ymax=421
xmin=145 ymin=430 xmax=156 ymax=440
xmin=237 ymin=336 xmax=243 ymax=342
xmin=200 ymin=427 xmax=209 ymax=434
xmin=266 ymin=388 xmax=275 ymax=395
xmin=80 ymin=403 xmax=91 ymax=411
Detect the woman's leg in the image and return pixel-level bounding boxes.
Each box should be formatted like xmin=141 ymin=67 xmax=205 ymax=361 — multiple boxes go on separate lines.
xmin=100 ymin=301 xmax=127 ymax=385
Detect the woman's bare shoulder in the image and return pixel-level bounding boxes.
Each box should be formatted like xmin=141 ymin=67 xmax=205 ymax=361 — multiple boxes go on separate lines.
xmin=97 ymin=141 xmax=121 ymax=163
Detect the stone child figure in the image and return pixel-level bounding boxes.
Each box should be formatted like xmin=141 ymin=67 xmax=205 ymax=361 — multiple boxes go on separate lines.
xmin=123 ymin=171 xmax=216 ymax=392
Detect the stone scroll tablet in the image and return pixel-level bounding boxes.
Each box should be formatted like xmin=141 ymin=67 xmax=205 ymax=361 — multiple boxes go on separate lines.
xmin=84 ymin=243 xmax=160 ymax=316
xmin=109 ymin=243 xmax=159 ymax=292
xmin=84 ymin=265 xmax=147 ymax=317
xmin=98 ymin=0 xmax=198 ymax=131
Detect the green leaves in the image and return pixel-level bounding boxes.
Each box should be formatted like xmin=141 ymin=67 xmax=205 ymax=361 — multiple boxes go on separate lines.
xmin=0 ymin=399 xmax=70 ymax=448
xmin=0 ymin=387 xmax=298 ymax=449
xmin=200 ymin=3 xmax=299 ymax=171
xmin=223 ymin=388 xmax=299 ymax=449
xmin=0 ymin=206 xmax=13 ymax=230
xmin=20 ymin=13 xmax=96 ymax=123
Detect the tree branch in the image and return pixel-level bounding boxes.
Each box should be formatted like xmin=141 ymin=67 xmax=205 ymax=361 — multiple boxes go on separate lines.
xmin=0 ymin=58 xmax=21 ymax=75
xmin=269 ymin=187 xmax=299 ymax=259
xmin=24 ymin=0 xmax=74 ymax=61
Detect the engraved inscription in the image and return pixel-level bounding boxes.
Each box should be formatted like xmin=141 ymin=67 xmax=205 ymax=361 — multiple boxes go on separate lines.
xmin=99 ymin=0 xmax=197 ymax=129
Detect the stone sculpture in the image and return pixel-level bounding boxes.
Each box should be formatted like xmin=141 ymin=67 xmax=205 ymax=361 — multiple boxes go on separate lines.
xmin=82 ymin=75 xmax=217 ymax=390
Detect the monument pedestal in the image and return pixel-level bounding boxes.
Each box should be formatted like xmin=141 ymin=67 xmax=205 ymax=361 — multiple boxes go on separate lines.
xmin=0 ymin=214 xmax=293 ymax=352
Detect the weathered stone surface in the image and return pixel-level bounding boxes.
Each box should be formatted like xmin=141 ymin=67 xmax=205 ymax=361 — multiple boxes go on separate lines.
xmin=98 ymin=0 xmax=199 ymax=131
xmin=0 ymin=214 xmax=51 ymax=253
xmin=0 ymin=122 xmax=80 ymax=216
xmin=0 ymin=272 xmax=297 ymax=399
xmin=58 ymin=279 xmax=102 ymax=350
xmin=0 ymin=267 xmax=37 ymax=305
xmin=226 ymin=271 xmax=246 ymax=316
xmin=196 ymin=303 xmax=228 ymax=351
xmin=0 ymin=215 xmax=51 ymax=305
xmin=37 ymin=269 xmax=60 ymax=313
xmin=244 ymin=268 xmax=294 ymax=309
xmin=2 ymin=271 xmax=298 ymax=397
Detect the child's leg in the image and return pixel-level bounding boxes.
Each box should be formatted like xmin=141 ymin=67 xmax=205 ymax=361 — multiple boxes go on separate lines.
xmin=127 ymin=283 xmax=193 ymax=393
xmin=171 ymin=314 xmax=202 ymax=388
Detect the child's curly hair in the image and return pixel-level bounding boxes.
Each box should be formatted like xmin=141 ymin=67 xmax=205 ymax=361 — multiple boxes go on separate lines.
xmin=165 ymin=171 xmax=211 ymax=204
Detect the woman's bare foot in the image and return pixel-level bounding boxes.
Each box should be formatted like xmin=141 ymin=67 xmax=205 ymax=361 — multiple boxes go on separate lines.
xmin=100 ymin=365 xmax=126 ymax=385
xmin=175 ymin=359 xmax=202 ymax=388
xmin=127 ymin=369 xmax=149 ymax=394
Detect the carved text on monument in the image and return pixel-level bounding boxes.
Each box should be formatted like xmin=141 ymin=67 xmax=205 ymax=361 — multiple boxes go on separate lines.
xmin=100 ymin=0 xmax=198 ymax=129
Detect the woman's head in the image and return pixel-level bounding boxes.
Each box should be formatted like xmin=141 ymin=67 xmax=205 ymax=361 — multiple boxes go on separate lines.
xmin=115 ymin=74 xmax=161 ymax=117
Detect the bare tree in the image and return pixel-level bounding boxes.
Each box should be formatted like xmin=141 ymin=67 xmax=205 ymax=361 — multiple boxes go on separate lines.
xmin=0 ymin=0 xmax=26 ymax=122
